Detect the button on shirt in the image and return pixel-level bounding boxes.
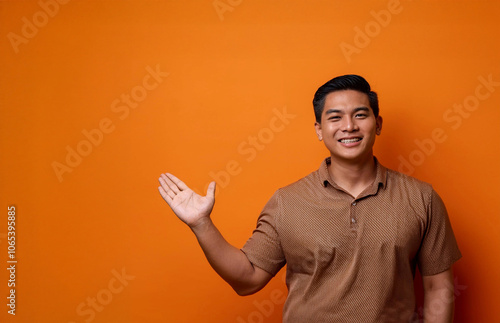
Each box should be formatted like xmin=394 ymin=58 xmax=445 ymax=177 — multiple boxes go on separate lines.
xmin=241 ymin=157 xmax=462 ymax=323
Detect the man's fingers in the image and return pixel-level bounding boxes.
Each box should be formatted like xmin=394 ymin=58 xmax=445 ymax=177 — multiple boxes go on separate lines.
xmin=165 ymin=173 xmax=189 ymax=191
xmin=159 ymin=177 xmax=178 ymax=200
xmin=160 ymin=173 xmax=181 ymax=194
xmin=158 ymin=186 xmax=173 ymax=205
xmin=158 ymin=176 xmax=172 ymax=192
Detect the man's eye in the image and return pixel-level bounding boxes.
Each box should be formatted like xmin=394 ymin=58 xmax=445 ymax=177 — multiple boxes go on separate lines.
xmin=328 ymin=116 xmax=340 ymax=120
xmin=355 ymin=114 xmax=367 ymax=118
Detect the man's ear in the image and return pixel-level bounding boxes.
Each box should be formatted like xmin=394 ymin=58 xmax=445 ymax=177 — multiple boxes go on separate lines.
xmin=376 ymin=116 xmax=383 ymax=135
xmin=315 ymin=121 xmax=323 ymax=141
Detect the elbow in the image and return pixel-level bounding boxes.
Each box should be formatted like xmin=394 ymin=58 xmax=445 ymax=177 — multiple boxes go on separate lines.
xmin=233 ymin=284 xmax=262 ymax=296
xmin=229 ymin=262 xmax=272 ymax=296
xmin=235 ymin=289 xmax=252 ymax=297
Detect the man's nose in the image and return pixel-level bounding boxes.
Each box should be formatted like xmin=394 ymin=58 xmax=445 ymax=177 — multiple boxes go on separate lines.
xmin=342 ymin=117 xmax=358 ymax=132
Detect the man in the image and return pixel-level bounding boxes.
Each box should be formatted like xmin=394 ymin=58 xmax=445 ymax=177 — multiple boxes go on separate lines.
xmin=158 ymin=75 xmax=462 ymax=322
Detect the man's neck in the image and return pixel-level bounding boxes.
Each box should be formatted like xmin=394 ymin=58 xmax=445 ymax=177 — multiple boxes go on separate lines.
xmin=328 ymin=154 xmax=377 ymax=198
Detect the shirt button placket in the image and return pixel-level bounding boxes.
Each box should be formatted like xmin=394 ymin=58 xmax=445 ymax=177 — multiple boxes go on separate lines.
xmin=350 ymin=200 xmax=358 ymax=229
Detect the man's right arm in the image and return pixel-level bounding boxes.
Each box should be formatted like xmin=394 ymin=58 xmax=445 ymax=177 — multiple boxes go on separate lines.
xmin=158 ymin=173 xmax=273 ymax=295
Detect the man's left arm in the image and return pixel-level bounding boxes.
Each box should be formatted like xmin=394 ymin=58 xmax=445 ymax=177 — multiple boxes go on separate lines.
xmin=422 ymin=268 xmax=455 ymax=323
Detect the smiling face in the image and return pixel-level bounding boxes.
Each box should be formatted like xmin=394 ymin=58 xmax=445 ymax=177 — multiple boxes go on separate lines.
xmin=315 ymin=89 xmax=383 ymax=164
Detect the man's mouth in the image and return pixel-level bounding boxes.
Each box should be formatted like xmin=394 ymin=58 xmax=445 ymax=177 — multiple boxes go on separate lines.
xmin=339 ymin=138 xmax=362 ymax=143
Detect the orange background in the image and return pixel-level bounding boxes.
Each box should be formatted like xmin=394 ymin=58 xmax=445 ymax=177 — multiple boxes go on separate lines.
xmin=1 ymin=1 xmax=499 ymax=322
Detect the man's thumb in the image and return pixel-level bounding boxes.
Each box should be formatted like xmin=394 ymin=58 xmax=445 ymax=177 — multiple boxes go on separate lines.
xmin=206 ymin=181 xmax=216 ymax=198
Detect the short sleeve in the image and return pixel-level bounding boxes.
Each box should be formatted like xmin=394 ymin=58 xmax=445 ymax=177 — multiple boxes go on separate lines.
xmin=417 ymin=189 xmax=462 ymax=276
xmin=241 ymin=191 xmax=286 ymax=276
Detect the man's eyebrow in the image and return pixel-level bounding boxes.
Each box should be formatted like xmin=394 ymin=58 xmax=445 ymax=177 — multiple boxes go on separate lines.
xmin=324 ymin=107 xmax=370 ymax=114
xmin=324 ymin=109 xmax=342 ymax=115
xmin=353 ymin=107 xmax=370 ymax=113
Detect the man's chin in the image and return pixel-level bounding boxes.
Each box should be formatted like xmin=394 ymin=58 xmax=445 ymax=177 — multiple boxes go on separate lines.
xmin=328 ymin=152 xmax=374 ymax=164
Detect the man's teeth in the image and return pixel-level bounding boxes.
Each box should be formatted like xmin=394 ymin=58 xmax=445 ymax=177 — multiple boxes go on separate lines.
xmin=340 ymin=138 xmax=361 ymax=143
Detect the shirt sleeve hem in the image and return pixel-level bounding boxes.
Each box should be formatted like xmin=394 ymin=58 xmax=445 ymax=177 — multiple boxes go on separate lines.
xmin=420 ymin=253 xmax=462 ymax=276
xmin=240 ymin=248 xmax=284 ymax=277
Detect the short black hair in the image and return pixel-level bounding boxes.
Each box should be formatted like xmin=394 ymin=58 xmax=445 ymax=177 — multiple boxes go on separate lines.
xmin=312 ymin=74 xmax=379 ymax=123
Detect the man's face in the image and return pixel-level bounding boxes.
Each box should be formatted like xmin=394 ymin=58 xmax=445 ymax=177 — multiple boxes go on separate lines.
xmin=314 ymin=90 xmax=382 ymax=164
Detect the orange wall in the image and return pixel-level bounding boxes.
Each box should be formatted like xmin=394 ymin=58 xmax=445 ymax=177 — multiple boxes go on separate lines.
xmin=1 ymin=1 xmax=499 ymax=322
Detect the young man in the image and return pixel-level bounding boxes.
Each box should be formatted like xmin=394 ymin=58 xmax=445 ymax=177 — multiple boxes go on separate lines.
xmin=158 ymin=75 xmax=462 ymax=322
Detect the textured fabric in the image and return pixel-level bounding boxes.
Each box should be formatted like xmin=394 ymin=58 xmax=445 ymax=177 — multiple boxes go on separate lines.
xmin=241 ymin=157 xmax=462 ymax=323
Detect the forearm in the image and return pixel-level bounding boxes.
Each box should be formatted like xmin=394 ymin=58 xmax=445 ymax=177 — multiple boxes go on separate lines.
xmin=422 ymin=269 xmax=455 ymax=323
xmin=190 ymin=217 xmax=263 ymax=295
xmin=423 ymin=289 xmax=454 ymax=322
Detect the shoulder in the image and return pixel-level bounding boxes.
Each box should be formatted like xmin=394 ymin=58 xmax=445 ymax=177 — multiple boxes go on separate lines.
xmin=274 ymin=168 xmax=325 ymax=203
xmin=384 ymin=167 xmax=435 ymax=202
xmin=282 ymin=168 xmax=320 ymax=189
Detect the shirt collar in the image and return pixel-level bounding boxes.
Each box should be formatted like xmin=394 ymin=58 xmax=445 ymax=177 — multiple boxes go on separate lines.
xmin=319 ymin=157 xmax=387 ymax=192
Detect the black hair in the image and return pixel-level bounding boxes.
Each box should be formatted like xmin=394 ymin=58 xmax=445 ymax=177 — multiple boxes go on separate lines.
xmin=312 ymin=74 xmax=379 ymax=123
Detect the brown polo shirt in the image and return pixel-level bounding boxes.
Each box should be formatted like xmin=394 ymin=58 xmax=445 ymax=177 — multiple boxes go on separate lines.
xmin=241 ymin=157 xmax=462 ymax=322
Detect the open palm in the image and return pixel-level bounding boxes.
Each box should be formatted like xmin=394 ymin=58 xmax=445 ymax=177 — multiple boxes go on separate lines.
xmin=158 ymin=173 xmax=216 ymax=227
